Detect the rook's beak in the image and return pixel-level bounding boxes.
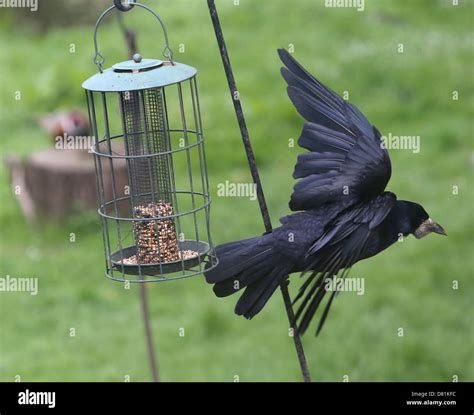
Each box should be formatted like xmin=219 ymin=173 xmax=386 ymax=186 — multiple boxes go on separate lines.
xmin=414 ymin=218 xmax=447 ymax=239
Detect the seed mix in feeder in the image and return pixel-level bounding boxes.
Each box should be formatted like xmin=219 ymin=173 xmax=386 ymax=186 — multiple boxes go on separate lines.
xmin=121 ymin=200 xmax=198 ymax=265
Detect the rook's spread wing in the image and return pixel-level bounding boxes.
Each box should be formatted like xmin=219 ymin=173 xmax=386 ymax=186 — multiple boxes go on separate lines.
xmin=279 ymin=49 xmax=392 ymax=211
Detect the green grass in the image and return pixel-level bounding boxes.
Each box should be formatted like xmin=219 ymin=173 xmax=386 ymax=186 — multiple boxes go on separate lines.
xmin=0 ymin=0 xmax=473 ymax=381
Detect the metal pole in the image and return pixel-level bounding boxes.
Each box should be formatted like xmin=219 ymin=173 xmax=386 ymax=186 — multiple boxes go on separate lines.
xmin=139 ymin=284 xmax=160 ymax=382
xmin=207 ymin=0 xmax=311 ymax=382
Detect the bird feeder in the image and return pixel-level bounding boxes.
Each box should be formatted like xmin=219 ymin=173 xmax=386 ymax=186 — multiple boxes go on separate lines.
xmin=82 ymin=2 xmax=217 ymax=282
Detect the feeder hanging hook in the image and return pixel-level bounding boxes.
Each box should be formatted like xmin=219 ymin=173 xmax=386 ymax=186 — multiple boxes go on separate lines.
xmin=114 ymin=0 xmax=135 ymax=12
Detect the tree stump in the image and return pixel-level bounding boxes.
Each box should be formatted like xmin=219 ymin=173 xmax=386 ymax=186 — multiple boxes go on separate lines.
xmin=5 ymin=148 xmax=128 ymax=221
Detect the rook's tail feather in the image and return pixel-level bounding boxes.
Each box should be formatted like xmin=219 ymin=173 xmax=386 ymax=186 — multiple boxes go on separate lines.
xmin=205 ymin=235 xmax=292 ymax=319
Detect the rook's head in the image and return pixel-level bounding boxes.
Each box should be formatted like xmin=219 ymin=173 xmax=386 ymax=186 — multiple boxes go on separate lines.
xmin=398 ymin=201 xmax=446 ymax=239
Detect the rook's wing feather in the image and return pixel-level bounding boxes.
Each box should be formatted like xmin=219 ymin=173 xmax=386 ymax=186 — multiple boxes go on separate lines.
xmin=279 ymin=49 xmax=392 ymax=211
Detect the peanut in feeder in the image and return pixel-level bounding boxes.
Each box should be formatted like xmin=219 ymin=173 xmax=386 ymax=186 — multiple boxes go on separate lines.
xmin=82 ymin=2 xmax=218 ymax=283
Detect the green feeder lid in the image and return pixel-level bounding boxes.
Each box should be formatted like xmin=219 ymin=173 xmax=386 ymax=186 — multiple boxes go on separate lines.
xmin=82 ymin=53 xmax=197 ymax=92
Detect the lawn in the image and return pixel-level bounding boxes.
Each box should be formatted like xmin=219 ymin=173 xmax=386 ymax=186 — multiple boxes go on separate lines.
xmin=0 ymin=0 xmax=473 ymax=381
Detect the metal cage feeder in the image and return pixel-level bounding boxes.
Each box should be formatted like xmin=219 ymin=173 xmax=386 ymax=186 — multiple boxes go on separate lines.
xmin=82 ymin=2 xmax=218 ymax=283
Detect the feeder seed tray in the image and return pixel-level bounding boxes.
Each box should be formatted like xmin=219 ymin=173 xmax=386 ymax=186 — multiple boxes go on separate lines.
xmin=110 ymin=240 xmax=210 ymax=276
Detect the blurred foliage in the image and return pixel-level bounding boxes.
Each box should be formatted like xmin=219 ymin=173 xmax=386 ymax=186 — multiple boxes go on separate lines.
xmin=0 ymin=0 xmax=473 ymax=381
xmin=1 ymin=0 xmax=112 ymax=31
